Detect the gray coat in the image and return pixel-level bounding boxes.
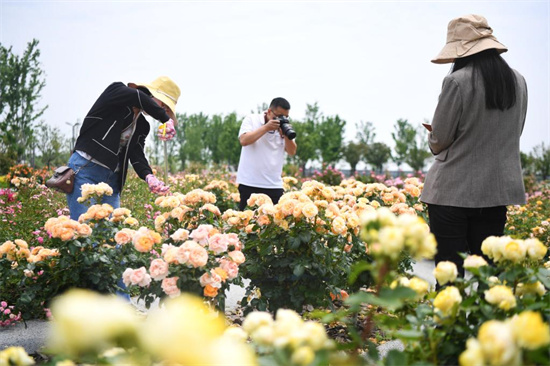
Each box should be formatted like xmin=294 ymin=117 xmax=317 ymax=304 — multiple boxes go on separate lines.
xmin=420 ymin=65 xmax=528 ymax=207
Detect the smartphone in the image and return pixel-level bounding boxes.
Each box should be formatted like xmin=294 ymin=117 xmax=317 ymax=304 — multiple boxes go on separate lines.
xmin=422 ymin=123 xmax=432 ymax=132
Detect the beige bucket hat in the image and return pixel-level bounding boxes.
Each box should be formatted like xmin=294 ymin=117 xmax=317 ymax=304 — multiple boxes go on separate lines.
xmin=129 ymin=76 xmax=181 ymax=122
xmin=432 ymin=14 xmax=507 ymax=64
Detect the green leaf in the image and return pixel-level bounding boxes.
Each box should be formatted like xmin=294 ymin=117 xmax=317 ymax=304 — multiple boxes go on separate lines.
xmin=289 ymin=237 xmax=301 ymax=250
xmin=348 ymin=261 xmax=371 ymax=285
xmin=395 ymin=329 xmax=423 ymax=340
xmin=293 ymin=264 xmax=305 ymax=277
xmin=346 ymin=287 xmax=416 ymax=310
xmin=384 ymin=350 xmax=408 ymax=366
xmin=536 ymin=271 xmax=550 ymax=288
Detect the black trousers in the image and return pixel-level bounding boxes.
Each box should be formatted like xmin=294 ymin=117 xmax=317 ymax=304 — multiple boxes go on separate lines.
xmin=238 ymin=184 xmax=284 ymax=211
xmin=427 ymin=204 xmax=507 ymax=276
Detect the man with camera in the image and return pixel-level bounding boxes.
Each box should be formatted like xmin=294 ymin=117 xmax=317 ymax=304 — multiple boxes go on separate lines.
xmin=236 ymin=97 xmax=297 ymax=211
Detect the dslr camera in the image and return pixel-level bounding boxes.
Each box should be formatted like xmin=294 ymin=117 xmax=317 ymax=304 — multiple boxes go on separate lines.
xmin=277 ymin=116 xmax=296 ymax=140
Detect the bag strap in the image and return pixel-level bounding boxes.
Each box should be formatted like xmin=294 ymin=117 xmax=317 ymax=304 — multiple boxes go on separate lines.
xmin=74 ymin=158 xmax=93 ymax=176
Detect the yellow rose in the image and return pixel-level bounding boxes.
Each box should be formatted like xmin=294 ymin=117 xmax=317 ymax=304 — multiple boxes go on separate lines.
xmin=141 ymin=294 xmax=227 ymax=365
xmin=48 ymin=289 xmax=139 ymax=357
xmin=477 ymin=320 xmax=519 ymax=365
xmin=458 ymin=338 xmax=484 ymax=366
xmin=511 ymin=311 xmax=550 ymax=350
xmin=378 ymin=226 xmax=405 ymax=259
xmin=515 ymin=281 xmax=546 ymax=297
xmin=484 ymin=285 xmax=516 ymax=310
xmin=242 ymin=311 xmax=274 ymax=334
xmin=502 ymin=240 xmax=526 ymax=263
xmin=433 ymin=286 xmax=462 ymax=318
xmin=0 ymin=346 xmax=35 ymax=366
xmin=291 ymin=346 xmax=315 ymax=366
xmin=524 ymin=238 xmax=547 ymax=261
xmin=463 ymin=255 xmax=488 ymax=270
xmin=433 ymin=261 xmax=458 ymax=286
xmin=408 ymin=277 xmax=430 ymax=298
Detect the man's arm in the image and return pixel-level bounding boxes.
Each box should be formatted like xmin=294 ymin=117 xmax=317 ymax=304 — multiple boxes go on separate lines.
xmin=239 ymin=119 xmax=280 ymax=146
xmin=284 ymin=137 xmax=297 ymax=156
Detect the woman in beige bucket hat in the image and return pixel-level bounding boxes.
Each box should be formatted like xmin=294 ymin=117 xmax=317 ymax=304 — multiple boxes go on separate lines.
xmin=420 ymin=14 xmax=528 ymax=277
xmin=65 ymin=76 xmax=181 ymax=223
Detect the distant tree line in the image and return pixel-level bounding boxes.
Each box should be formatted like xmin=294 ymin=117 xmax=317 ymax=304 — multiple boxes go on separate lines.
xmin=2 ymin=39 xmax=549 ymax=181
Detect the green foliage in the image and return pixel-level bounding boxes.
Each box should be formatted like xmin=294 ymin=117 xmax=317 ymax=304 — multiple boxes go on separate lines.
xmin=342 ymin=141 xmax=367 ymax=176
xmin=318 ymin=115 xmax=346 ymax=165
xmin=0 ymin=39 xmax=47 ymax=165
xmin=391 ymin=119 xmax=415 ymax=169
xmin=404 ymin=124 xmax=432 ymax=172
xmin=531 ymin=142 xmax=550 ymax=180
xmin=291 ymin=103 xmax=321 ymax=175
xmin=34 ymin=122 xmax=70 ymax=168
xmin=364 ymin=142 xmax=392 ymax=173
xmin=206 ymin=113 xmax=242 ymax=170
xmin=311 ymin=165 xmax=346 ymax=186
xmin=356 ymin=121 xmax=376 ymax=146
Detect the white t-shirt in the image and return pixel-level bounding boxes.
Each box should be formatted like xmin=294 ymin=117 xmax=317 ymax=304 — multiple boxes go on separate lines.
xmin=236 ymin=113 xmax=286 ymax=189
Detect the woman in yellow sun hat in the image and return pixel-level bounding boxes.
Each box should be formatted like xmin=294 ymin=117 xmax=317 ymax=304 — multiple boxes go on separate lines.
xmin=66 ymin=76 xmax=181 ymax=221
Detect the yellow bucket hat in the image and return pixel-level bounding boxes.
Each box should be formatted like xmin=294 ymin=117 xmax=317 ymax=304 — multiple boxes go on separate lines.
xmin=130 ymin=76 xmax=181 ymax=122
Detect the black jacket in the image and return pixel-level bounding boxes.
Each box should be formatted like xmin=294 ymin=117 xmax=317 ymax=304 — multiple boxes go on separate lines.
xmin=73 ymin=82 xmax=170 ymax=190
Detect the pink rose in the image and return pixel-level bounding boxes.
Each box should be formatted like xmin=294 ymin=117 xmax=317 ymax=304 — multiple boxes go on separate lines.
xmin=122 ymin=268 xmax=133 ymax=287
xmin=220 ymin=259 xmax=239 ymax=280
xmin=226 ymin=233 xmax=242 ymax=250
xmin=149 ymin=258 xmax=169 ymax=281
xmin=161 ymin=277 xmax=181 ymax=298
xmin=130 ymin=267 xmax=152 ymax=287
xmin=170 ymin=228 xmax=189 ymax=242
xmin=208 ymin=234 xmax=229 ymax=254
xmin=199 ymin=270 xmax=222 ymax=288
xmin=228 ymin=250 xmax=246 ymax=265
xmin=190 ymin=224 xmax=213 ymax=245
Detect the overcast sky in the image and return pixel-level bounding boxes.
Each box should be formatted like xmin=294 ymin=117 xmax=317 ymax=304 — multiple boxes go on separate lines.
xmin=1 ymin=0 xmax=549 ymax=163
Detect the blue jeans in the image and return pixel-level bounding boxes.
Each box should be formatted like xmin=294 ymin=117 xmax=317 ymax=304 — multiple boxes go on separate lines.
xmin=66 ymin=152 xmax=121 ymax=221
xmin=66 ymin=152 xmax=129 ymax=301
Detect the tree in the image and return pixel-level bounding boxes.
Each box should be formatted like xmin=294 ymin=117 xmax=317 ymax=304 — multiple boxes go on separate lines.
xmin=177 ymin=113 xmax=209 ymax=170
xmin=405 ymin=125 xmax=432 ymax=173
xmin=391 ymin=119 xmax=415 ymax=169
xmin=364 ymin=142 xmax=392 ymax=173
xmin=342 ymin=141 xmax=367 ymax=176
xmin=317 ymin=114 xmax=346 ymax=166
xmin=291 ymin=103 xmax=321 ymax=175
xmin=206 ymin=112 xmax=242 ymax=170
xmin=356 ymin=121 xmax=376 ymax=146
xmin=34 ymin=122 xmax=69 ymax=168
xmin=531 ymin=142 xmax=550 ymax=180
xmin=0 ymin=39 xmax=47 ymax=168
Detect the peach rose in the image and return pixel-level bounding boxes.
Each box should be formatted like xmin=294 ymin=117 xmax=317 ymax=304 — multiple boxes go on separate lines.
xmin=203 ymin=284 xmax=219 ymax=298
xmin=220 ymin=259 xmax=239 ymax=280
xmin=114 ymin=228 xmax=135 ymax=245
xmin=208 ymin=234 xmax=229 ymax=255
xmin=76 ymin=224 xmax=93 ymax=237
xmin=161 ymin=277 xmax=181 ymax=298
xmin=170 ymin=228 xmax=189 ymax=242
xmin=228 ymin=250 xmax=246 ymax=265
xmin=149 ymin=258 xmax=169 ymax=281
xmin=130 ymin=267 xmax=151 ymax=287
xmin=190 ymin=224 xmax=213 ymax=245
xmin=188 ymin=245 xmax=208 ymax=268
